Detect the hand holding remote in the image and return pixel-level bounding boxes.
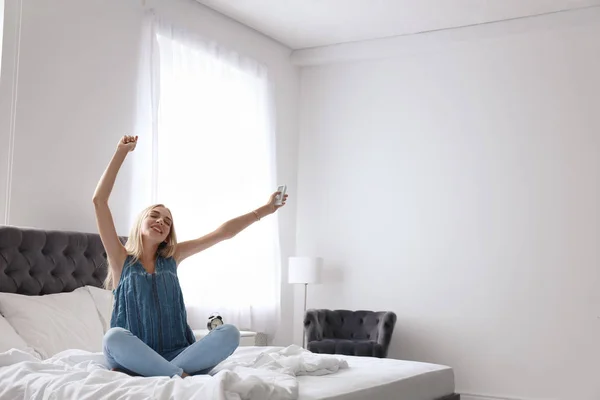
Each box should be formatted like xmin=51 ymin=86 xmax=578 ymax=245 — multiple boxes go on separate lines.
xmin=275 ymin=185 xmax=287 ymax=206
xmin=265 ymin=185 xmax=288 ymax=213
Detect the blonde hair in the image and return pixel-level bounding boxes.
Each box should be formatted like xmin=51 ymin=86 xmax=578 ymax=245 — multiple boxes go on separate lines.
xmin=104 ymin=204 xmax=178 ymax=290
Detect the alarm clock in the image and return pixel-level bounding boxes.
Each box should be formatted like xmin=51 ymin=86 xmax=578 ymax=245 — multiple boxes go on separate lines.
xmin=207 ymin=314 xmax=224 ymax=330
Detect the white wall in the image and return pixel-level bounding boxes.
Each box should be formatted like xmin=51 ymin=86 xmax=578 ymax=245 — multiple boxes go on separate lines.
xmin=0 ymin=0 xmax=15 ymax=225
xmin=296 ymin=8 xmax=600 ymax=400
xmin=1 ymin=0 xmax=144 ymax=233
xmin=0 ymin=0 xmax=299 ymax=345
xmin=0 ymin=0 xmax=4 ymax=73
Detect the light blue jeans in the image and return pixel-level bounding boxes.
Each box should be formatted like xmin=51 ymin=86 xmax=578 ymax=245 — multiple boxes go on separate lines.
xmin=103 ymin=324 xmax=240 ymax=377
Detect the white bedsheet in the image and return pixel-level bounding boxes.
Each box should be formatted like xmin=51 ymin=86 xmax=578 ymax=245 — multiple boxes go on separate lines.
xmin=0 ymin=345 xmax=347 ymax=400
xmin=0 ymin=346 xmax=454 ymax=400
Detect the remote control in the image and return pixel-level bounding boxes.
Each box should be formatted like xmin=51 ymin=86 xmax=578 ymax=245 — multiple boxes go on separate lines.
xmin=275 ymin=185 xmax=287 ymax=206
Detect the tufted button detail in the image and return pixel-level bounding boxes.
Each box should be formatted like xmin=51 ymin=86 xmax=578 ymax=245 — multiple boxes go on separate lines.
xmin=0 ymin=226 xmax=122 ymax=296
xmin=303 ymin=309 xmax=397 ymax=358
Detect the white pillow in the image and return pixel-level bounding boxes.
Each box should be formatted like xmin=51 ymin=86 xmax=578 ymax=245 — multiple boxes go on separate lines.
xmin=85 ymin=285 xmax=114 ymax=333
xmin=0 ymin=287 xmax=105 ymax=359
xmin=0 ymin=314 xmax=29 ymax=353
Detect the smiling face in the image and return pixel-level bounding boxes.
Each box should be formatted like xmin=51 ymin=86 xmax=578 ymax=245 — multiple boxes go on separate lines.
xmin=121 ymin=204 xmax=178 ymax=269
xmin=141 ymin=205 xmax=173 ymax=244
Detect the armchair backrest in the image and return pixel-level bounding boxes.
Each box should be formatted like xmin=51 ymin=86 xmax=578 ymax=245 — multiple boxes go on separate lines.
xmin=305 ymin=309 xmax=396 ymax=342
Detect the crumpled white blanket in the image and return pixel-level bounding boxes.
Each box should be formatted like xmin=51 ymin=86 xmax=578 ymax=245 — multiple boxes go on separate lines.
xmin=0 ymin=345 xmax=348 ymax=400
xmin=215 ymin=345 xmax=349 ymax=376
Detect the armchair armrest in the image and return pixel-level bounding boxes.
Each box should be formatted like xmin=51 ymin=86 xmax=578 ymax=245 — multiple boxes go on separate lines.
xmin=304 ymin=309 xmax=323 ymax=342
xmin=376 ymin=311 xmax=397 ymax=357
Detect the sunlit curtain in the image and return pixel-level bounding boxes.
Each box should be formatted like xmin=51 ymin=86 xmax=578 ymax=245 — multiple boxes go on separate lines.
xmin=148 ymin=18 xmax=281 ymax=336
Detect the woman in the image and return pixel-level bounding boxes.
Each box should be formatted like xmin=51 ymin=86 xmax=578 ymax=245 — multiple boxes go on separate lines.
xmin=93 ymin=135 xmax=288 ymax=378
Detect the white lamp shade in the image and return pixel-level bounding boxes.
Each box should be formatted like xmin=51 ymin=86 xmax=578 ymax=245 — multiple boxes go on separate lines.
xmin=288 ymin=257 xmax=322 ymax=284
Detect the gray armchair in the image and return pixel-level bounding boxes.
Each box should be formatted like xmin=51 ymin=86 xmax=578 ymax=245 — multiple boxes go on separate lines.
xmin=304 ymin=309 xmax=397 ymax=358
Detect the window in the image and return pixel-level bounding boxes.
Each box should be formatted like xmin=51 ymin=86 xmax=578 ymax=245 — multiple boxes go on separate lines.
xmin=152 ymin=24 xmax=281 ymax=335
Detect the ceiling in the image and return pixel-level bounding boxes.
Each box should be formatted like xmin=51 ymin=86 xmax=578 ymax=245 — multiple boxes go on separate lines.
xmin=196 ymin=0 xmax=600 ymax=49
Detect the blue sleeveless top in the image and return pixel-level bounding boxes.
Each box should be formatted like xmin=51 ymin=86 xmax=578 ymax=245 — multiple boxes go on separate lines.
xmin=110 ymin=255 xmax=195 ymax=356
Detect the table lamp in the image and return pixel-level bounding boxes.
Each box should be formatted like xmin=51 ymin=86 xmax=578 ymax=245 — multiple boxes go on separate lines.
xmin=288 ymin=256 xmax=322 ymax=347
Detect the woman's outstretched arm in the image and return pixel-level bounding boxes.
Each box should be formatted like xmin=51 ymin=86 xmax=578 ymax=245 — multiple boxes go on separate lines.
xmin=174 ymin=191 xmax=288 ymax=265
xmin=93 ymin=135 xmax=137 ymax=284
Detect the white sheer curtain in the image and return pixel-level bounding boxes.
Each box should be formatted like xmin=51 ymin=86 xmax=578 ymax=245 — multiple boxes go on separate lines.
xmin=149 ymin=18 xmax=281 ymax=336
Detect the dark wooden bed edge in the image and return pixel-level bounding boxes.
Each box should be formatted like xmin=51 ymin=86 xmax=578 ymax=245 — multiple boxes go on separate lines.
xmin=436 ymin=394 xmax=460 ymax=400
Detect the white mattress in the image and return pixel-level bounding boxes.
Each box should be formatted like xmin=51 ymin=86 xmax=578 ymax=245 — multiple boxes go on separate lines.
xmin=297 ymin=354 xmax=455 ymax=400
xmin=0 ymin=345 xmax=454 ymax=400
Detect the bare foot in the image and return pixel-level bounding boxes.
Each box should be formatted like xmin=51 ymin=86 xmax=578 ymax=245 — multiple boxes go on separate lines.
xmin=181 ymin=372 xmax=190 ymax=378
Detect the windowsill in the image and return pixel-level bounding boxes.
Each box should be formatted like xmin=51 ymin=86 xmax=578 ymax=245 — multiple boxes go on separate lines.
xmin=193 ymin=329 xmax=256 ymax=338
xmin=193 ymin=329 xmax=262 ymax=346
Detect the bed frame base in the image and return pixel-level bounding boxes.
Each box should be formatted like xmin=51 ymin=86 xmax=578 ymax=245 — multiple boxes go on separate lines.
xmin=436 ymin=394 xmax=460 ymax=400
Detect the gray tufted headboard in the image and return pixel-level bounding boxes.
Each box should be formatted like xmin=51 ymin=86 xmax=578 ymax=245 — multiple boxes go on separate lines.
xmin=0 ymin=225 xmax=117 ymax=295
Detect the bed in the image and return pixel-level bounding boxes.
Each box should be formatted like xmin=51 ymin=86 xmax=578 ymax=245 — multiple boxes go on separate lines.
xmin=0 ymin=225 xmax=460 ymax=400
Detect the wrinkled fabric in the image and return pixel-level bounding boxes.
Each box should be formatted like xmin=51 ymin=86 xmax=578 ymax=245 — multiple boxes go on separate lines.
xmin=0 ymin=345 xmax=350 ymax=400
xmin=110 ymin=256 xmax=195 ymax=357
